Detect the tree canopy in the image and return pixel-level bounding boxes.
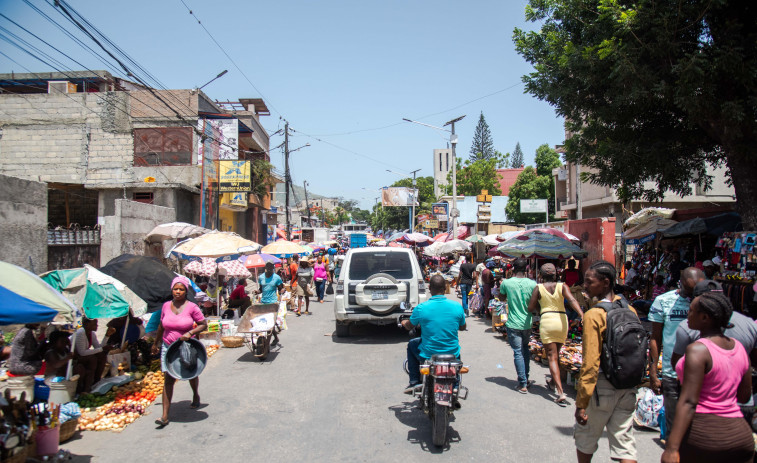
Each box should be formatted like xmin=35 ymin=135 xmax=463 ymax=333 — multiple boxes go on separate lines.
xmin=370 ymin=176 xmax=435 ymax=231
xmin=505 ymin=166 xmax=552 ymax=224
xmin=469 ymin=112 xmax=496 ymax=162
xmin=513 ymin=0 xmax=757 ymax=227
xmin=444 ymin=157 xmax=503 ymax=197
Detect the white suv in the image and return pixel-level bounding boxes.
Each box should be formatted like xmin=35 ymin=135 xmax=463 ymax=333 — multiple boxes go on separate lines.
xmin=333 ymin=247 xmax=428 ymax=337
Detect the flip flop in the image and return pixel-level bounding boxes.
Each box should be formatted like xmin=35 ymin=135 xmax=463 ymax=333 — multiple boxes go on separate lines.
xmin=190 ymin=400 xmax=200 ymax=409
xmin=555 ymin=394 xmax=569 ymax=407
xmin=517 ymin=387 xmax=528 ymax=394
xmin=155 ymin=419 xmax=169 ymax=428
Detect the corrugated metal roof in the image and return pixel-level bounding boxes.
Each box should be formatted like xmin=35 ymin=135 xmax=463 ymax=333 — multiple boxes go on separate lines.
xmin=456 ymin=196 xmax=510 ymax=224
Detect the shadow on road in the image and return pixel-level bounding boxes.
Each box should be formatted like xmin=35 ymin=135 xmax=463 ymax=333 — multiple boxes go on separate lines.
xmin=388 ymin=402 xmax=461 ymax=453
xmin=553 ymin=425 xmax=575 ymax=436
xmin=233 ymin=349 xmax=281 ymax=364
xmin=159 ymin=400 xmax=209 ymax=424
xmin=70 ymin=455 xmax=94 ymax=463
xmin=331 ymin=323 xmax=411 ymax=345
xmin=484 ymin=376 xmax=556 ymax=402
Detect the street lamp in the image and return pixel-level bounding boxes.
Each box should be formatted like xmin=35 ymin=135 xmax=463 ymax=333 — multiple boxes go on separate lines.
xmin=197 ymin=70 xmax=228 ymax=91
xmin=402 ymin=116 xmax=465 ymax=234
xmin=386 ymin=168 xmax=421 ymax=231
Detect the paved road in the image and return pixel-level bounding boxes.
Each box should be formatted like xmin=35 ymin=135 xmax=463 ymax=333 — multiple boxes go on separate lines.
xmin=66 ymin=294 xmax=662 ymax=462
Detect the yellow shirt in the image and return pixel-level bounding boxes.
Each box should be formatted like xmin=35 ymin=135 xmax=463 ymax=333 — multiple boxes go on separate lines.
xmin=575 ymin=297 xmax=637 ymax=409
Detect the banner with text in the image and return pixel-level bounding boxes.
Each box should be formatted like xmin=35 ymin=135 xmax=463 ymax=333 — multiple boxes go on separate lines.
xmin=219 ymin=160 xmax=251 ymax=192
xmin=381 ymin=187 xmax=418 ymax=207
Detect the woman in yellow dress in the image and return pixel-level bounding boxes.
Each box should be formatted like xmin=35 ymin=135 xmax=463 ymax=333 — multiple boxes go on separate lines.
xmin=528 ymin=263 xmax=584 ymax=406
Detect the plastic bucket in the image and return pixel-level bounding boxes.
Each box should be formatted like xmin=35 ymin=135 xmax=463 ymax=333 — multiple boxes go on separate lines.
xmin=7 ymin=376 xmax=35 ymax=402
xmin=36 ymin=426 xmax=60 ymax=455
xmin=48 ymin=380 xmax=75 ymax=406
xmin=34 ymin=377 xmax=50 ymax=402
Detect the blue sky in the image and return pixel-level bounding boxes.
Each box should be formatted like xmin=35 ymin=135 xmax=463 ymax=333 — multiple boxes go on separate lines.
xmin=0 ymin=0 xmax=565 ymax=209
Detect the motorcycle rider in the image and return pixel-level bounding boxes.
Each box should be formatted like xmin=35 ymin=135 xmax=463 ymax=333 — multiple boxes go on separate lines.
xmin=402 ymin=274 xmax=466 ymax=394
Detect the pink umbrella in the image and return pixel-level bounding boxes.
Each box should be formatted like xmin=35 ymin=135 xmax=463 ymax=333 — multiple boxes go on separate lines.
xmin=184 ymin=257 xmax=251 ymax=278
xmin=239 ymin=253 xmax=282 ymax=269
xmin=399 ymin=233 xmax=433 ymax=245
xmin=433 ymin=226 xmax=470 ymax=242
xmin=432 ymin=232 xmax=450 ymax=242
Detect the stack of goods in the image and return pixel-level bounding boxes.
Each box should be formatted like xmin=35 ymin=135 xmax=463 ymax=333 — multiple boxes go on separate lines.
xmin=206 ymin=345 xmax=220 ymax=357
xmin=559 ymin=341 xmax=583 ymax=372
xmin=0 ymin=391 xmax=36 ymax=461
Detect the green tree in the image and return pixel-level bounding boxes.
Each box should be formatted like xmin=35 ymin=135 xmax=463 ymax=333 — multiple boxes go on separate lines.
xmin=510 ymin=142 xmax=525 ymax=168
xmin=534 ymin=143 xmax=562 ymax=217
xmin=376 ymin=176 xmax=435 ymax=231
xmin=506 ymin=166 xmax=553 ymax=224
xmin=469 ymin=112 xmax=496 ymax=162
xmin=446 ymin=158 xmax=503 ymax=197
xmin=513 ymin=0 xmax=757 ymax=227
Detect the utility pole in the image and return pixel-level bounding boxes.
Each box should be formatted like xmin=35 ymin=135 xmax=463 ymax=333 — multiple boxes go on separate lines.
xmin=409 ymin=168 xmax=421 ymax=231
xmin=284 ymin=121 xmax=291 ymax=240
xmin=444 ymin=116 xmax=466 ymax=235
xmin=575 ymin=162 xmax=583 ymax=220
xmin=304 ymin=181 xmax=312 ymax=227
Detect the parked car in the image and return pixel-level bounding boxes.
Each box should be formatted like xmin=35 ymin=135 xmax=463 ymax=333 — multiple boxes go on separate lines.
xmin=333 ymin=247 xmax=428 ymax=337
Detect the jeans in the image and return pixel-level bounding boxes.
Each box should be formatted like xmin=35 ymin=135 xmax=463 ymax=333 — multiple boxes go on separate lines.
xmin=661 ymin=375 xmax=680 ymax=439
xmin=459 ymin=283 xmax=472 ymax=314
xmin=506 ymin=327 xmax=531 ymax=388
xmin=407 ymin=337 xmax=423 ymax=385
xmin=314 ymin=279 xmax=325 ymax=301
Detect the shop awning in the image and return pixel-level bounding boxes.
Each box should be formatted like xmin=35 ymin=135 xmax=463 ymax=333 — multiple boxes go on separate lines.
xmin=624 ymin=218 xmax=678 ymax=244
xmin=624 ymin=207 xmax=676 ymax=228
xmin=661 ymin=212 xmax=742 ymax=238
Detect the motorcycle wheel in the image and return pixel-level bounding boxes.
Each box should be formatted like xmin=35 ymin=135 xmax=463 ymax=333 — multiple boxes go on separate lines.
xmin=432 ymin=403 xmax=449 ymax=447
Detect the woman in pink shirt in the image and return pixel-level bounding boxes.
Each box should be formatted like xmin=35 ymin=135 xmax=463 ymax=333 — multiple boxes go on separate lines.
xmin=662 ymin=291 xmax=753 ymax=463
xmin=313 ymin=256 xmax=328 ymax=303
xmin=151 ymin=276 xmax=207 ymax=428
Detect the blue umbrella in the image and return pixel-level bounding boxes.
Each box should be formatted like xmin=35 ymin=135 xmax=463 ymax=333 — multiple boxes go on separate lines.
xmin=0 ymin=261 xmax=78 ymax=325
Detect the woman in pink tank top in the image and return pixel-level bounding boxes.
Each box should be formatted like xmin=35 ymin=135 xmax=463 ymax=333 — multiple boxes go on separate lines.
xmin=662 ymin=292 xmax=753 ymax=463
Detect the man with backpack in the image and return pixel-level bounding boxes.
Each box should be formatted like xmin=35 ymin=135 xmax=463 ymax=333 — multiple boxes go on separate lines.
xmin=574 ymin=261 xmax=648 ymax=463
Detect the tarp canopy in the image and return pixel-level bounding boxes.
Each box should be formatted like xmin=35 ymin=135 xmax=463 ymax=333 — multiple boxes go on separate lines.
xmin=661 ymin=212 xmax=742 ymax=238
xmin=100 ymin=254 xmax=197 ymax=313
xmin=624 ymin=218 xmax=678 ymax=244
xmin=624 ymin=207 xmax=676 ymax=228
xmin=497 ymin=230 xmax=588 ymax=259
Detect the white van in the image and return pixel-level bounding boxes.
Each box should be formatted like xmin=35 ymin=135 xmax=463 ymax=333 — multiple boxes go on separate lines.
xmin=333 ymin=247 xmax=428 ymax=337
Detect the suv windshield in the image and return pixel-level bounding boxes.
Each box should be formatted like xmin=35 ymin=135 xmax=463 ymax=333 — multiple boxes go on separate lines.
xmin=348 ymin=252 xmax=414 ymax=281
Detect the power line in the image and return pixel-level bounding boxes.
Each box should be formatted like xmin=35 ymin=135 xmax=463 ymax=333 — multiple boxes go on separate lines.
xmin=178 ymin=0 xmax=282 ymax=117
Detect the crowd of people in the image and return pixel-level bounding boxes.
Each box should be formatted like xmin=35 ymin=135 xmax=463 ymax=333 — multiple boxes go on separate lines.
xmin=403 ymin=254 xmax=757 ymax=463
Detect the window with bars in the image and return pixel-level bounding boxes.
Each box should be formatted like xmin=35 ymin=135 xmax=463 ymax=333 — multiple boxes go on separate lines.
xmin=133 ymin=192 xmax=154 ymax=204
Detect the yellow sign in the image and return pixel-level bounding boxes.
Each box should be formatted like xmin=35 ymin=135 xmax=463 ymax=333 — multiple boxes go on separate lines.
xmin=219 ymin=160 xmax=251 ymax=192
xmin=143 ymin=176 xmax=156 ymax=183
xmin=220 ymin=192 xmax=248 ymax=209
xmin=476 ymin=189 xmax=492 ymax=203
xmin=424 ymin=219 xmax=439 ymax=229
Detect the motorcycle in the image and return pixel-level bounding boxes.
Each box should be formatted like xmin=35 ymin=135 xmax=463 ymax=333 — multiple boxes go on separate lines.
xmin=399 ymin=308 xmax=469 ymax=447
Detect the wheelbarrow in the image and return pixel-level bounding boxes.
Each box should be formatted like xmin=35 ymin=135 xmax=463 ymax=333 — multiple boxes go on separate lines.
xmin=237 ymin=303 xmax=281 ymax=361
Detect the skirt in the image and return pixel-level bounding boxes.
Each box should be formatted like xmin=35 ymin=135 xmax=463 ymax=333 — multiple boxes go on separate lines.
xmin=539 ymin=312 xmax=568 ymax=344
xmin=680 ymin=413 xmax=754 ymax=463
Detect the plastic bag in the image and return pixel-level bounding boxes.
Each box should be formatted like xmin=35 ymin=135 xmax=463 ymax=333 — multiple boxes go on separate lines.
xmin=179 ymin=341 xmax=197 ymax=370
xmin=634 ymin=387 xmax=663 ymax=429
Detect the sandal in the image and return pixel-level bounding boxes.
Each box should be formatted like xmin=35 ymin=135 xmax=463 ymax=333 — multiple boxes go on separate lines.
xmin=155 ymin=419 xmax=169 ymax=428
xmin=190 ymin=400 xmax=200 ymax=409
xmin=296 ymin=311 xmax=301 ymax=317
xmin=555 ymin=394 xmax=569 ymax=407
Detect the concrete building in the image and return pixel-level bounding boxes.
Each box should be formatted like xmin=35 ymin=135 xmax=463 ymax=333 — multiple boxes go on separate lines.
xmin=553 ymin=161 xmax=736 ymax=233
xmin=0 ymin=70 xmax=272 ymax=266
xmin=0 ymin=174 xmax=48 ymax=272
xmin=433 ymin=148 xmax=453 ymax=197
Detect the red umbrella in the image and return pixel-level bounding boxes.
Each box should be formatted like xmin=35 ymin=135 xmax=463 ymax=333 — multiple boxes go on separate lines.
xmin=432 ymin=232 xmax=450 ymax=242
xmin=239 ymin=253 xmax=282 ymax=269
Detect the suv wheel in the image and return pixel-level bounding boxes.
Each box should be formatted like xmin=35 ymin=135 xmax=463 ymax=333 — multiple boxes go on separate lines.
xmin=335 ymin=321 xmax=350 ymax=337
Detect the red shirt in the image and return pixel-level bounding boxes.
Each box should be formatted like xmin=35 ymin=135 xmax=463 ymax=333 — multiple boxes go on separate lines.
xmin=564 ymin=269 xmax=579 ymax=287
xmin=230 ymin=284 xmax=247 ymax=300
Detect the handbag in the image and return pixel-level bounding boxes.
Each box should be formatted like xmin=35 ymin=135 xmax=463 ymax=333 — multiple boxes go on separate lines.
xmin=326 ymin=281 xmax=334 ymax=295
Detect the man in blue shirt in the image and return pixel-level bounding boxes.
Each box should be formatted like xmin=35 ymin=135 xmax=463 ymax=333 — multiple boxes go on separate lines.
xmin=402 ymin=274 xmax=466 ymax=393
xmin=257 ymin=262 xmax=284 ymax=304
xmin=648 ymin=267 xmax=704 ymax=437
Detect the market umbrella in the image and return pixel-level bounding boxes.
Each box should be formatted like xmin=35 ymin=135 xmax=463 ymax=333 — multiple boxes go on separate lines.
xmin=261 ymin=240 xmax=308 ymax=258
xmin=624 ymin=207 xmax=676 ymax=228
xmin=0 ymin=261 xmax=78 ymax=325
xmin=399 ymin=233 xmax=433 ymax=245
xmin=483 ymin=234 xmax=500 ymax=246
xmin=374 ymin=240 xmax=387 ymax=247
xmin=423 ymin=242 xmax=444 ymax=257
xmin=100 ymin=254 xmax=197 ymax=313
xmin=497 ymin=230 xmax=523 ymax=241
xmin=497 ymin=230 xmax=588 ymax=259
xmin=465 ymin=234 xmax=484 ymax=243
xmin=171 ymin=231 xmax=261 ymax=262
xmin=144 ymin=222 xmax=210 ymax=244
xmin=184 ymin=258 xmax=252 ymax=278
xmin=387 ymin=241 xmax=409 ymax=248
xmin=386 ymin=232 xmax=406 ymax=243
xmin=239 ymin=253 xmax=282 ymax=269
xmin=437 ymin=239 xmax=471 ymax=255
xmin=41 ymin=265 xmax=148 ymax=319
xmin=300 ymin=245 xmax=315 ymax=256
xmin=433 ymin=232 xmax=451 ymax=242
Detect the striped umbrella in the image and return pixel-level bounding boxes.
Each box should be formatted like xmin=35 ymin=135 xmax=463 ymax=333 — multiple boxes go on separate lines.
xmin=0 ymin=261 xmax=78 ymax=325
xmin=184 ymin=257 xmax=251 ymax=278
xmin=497 ymin=230 xmax=588 ymax=259
xmin=239 ymin=253 xmax=282 ymax=269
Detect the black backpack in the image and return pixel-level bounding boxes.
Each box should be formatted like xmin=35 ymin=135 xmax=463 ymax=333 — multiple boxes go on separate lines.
xmin=596 ymin=299 xmax=649 ymax=389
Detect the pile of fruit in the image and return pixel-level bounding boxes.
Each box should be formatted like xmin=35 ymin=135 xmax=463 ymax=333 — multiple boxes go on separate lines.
xmin=206 ymin=345 xmax=220 ymax=357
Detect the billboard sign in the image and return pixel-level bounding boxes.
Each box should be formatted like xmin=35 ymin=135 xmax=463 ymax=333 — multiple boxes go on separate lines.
xmin=381 ymin=187 xmax=418 ymax=207
xmin=197 ymin=118 xmax=238 ymax=164
xmin=431 ymin=202 xmax=449 ymax=220
xmin=520 ymin=199 xmax=548 ymax=214
xmin=219 ymin=160 xmax=251 ymax=192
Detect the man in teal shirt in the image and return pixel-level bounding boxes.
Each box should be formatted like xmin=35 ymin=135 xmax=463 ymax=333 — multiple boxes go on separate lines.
xmin=648 ymin=267 xmax=704 ymax=437
xmin=257 ymin=262 xmax=284 ymax=304
xmin=402 ymin=274 xmax=466 ymax=393
xmin=500 ymin=258 xmax=537 ymax=393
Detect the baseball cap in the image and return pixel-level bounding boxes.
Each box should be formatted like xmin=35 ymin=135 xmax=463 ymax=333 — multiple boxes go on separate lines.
xmin=702 ymin=260 xmax=714 ymax=267
xmin=692 ymin=280 xmax=722 ymax=298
